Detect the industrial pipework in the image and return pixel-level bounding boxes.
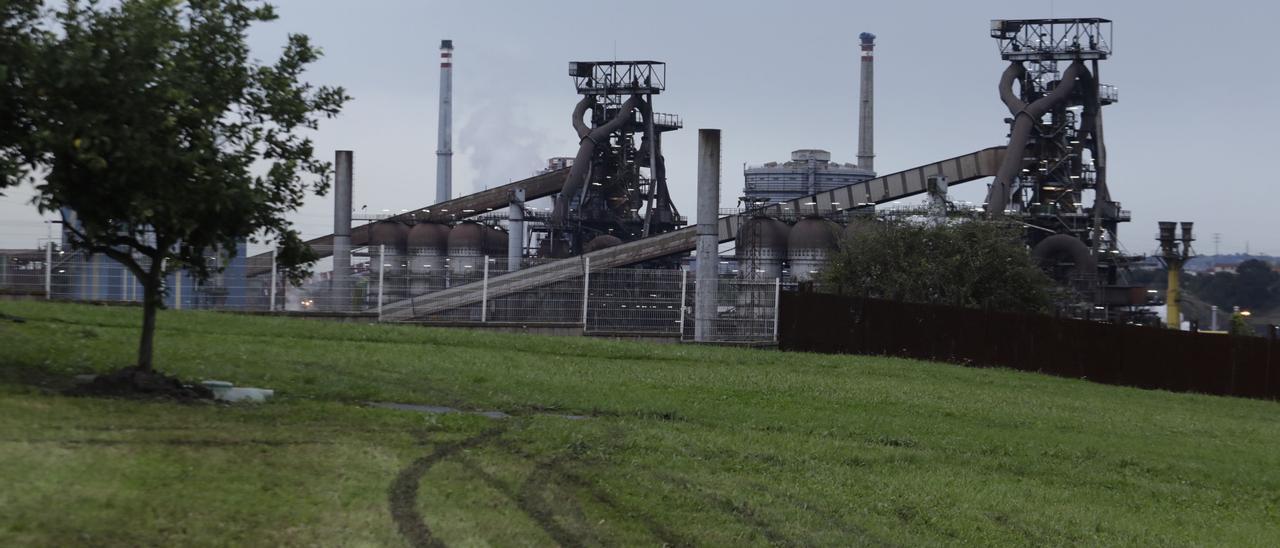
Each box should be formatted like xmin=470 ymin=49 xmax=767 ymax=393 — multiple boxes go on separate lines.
xmin=1157 ymin=221 xmax=1195 ymax=329
xmin=986 ymin=19 xmax=1135 ymax=315
xmin=436 ymin=39 xmax=454 ymax=203
xmin=549 ymin=61 xmax=684 ymax=257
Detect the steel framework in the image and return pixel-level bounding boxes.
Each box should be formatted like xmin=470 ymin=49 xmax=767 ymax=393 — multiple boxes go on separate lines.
xmin=549 ymin=60 xmax=684 ymax=258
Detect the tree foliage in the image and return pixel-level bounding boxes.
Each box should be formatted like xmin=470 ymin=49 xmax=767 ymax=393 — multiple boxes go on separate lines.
xmin=821 ymin=219 xmax=1053 ymax=313
xmin=1187 ymin=259 xmax=1279 ymax=312
xmin=1229 ymin=312 xmax=1255 ymax=337
xmin=9 ymin=0 xmax=348 ymax=371
xmin=0 ymin=0 xmax=44 ymax=190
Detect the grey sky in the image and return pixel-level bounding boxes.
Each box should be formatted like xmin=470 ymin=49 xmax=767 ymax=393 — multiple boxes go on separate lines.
xmin=3 ymin=0 xmax=1277 ymax=256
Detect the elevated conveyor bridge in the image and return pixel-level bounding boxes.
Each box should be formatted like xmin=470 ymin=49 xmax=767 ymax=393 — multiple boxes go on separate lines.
xmin=381 ymin=147 xmax=1006 ymax=321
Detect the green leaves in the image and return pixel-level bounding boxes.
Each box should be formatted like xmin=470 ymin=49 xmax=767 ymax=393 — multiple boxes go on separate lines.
xmin=0 ymin=0 xmax=46 ymax=192
xmin=16 ymin=0 xmax=347 ymax=282
xmin=7 ymin=1 xmax=347 ymax=367
xmin=822 ymin=220 xmax=1053 ymax=313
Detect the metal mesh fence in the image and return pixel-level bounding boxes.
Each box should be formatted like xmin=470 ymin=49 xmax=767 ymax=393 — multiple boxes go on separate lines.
xmin=4 ymin=241 xmax=778 ymax=342
xmin=680 ymin=275 xmax=780 ymax=343
xmin=587 ymin=269 xmax=686 ymax=335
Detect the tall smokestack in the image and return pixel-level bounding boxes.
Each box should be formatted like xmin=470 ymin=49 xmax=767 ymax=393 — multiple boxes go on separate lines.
xmin=435 ymin=39 xmax=453 ymax=203
xmin=857 ymin=32 xmax=876 ymax=172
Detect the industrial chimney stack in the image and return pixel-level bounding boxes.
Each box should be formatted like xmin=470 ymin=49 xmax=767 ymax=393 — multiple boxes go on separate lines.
xmin=857 ymin=32 xmax=875 ymax=173
xmin=435 ymin=39 xmax=454 ymax=203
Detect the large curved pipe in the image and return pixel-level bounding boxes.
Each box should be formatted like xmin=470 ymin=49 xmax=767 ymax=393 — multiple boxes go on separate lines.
xmin=1089 ymin=85 xmax=1109 ymax=203
xmin=1032 ymin=233 xmax=1097 ymax=284
xmin=998 ymin=62 xmax=1028 ymax=113
xmin=985 ymin=61 xmax=1086 ymax=215
xmin=571 ymin=95 xmax=593 ymax=140
xmin=552 ymin=95 xmax=643 ymax=226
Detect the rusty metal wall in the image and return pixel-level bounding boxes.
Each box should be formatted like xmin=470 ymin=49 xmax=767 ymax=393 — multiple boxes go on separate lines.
xmin=779 ymin=292 xmax=1278 ymax=400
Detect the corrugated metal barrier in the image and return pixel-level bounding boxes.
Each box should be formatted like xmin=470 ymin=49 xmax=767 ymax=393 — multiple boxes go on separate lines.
xmin=779 ymin=292 xmax=1279 ymax=400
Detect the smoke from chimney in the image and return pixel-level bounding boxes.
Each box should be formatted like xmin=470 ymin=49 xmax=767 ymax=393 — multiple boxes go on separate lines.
xmin=857 ymin=32 xmax=875 ymax=173
xmin=436 ymin=39 xmax=454 ymax=203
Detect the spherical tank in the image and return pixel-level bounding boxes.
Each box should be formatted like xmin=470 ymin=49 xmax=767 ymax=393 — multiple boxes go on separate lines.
xmin=368 ymin=221 xmax=409 ymax=273
xmin=369 ymin=221 xmax=410 ymax=300
xmin=369 ymin=221 xmax=409 ymax=249
xmin=407 ymin=222 xmax=450 ymax=293
xmin=447 ymin=222 xmax=486 ymax=281
xmin=584 ymin=234 xmax=623 ymax=253
xmin=483 ymin=225 xmax=509 ymax=257
xmin=787 ymin=217 xmax=841 ymax=282
xmin=735 ymin=216 xmax=790 ymax=280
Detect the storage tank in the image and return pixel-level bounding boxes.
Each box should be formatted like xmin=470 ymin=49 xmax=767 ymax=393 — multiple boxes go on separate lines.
xmin=447 ymin=222 xmax=486 ymax=285
xmin=735 ymin=216 xmax=790 ymax=281
xmin=480 ymin=225 xmax=508 ymax=271
xmin=407 ymin=222 xmax=450 ymax=294
xmin=369 ymin=221 xmax=410 ymax=303
xmin=584 ymin=234 xmax=623 ymax=252
xmin=787 ymin=217 xmax=841 ymax=282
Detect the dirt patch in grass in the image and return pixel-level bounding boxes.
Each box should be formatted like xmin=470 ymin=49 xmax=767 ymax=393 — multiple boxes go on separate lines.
xmin=64 ymin=367 xmax=213 ymax=401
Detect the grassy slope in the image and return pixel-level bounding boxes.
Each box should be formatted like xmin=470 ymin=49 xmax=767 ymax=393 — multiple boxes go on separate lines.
xmin=1 ymin=301 xmax=1278 ymax=546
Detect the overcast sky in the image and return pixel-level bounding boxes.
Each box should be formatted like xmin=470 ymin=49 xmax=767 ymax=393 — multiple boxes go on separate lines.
xmin=3 ymin=0 xmax=1277 ymax=257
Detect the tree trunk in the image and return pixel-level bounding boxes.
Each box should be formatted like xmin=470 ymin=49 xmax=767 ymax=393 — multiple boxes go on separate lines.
xmin=136 ymin=265 xmax=163 ymax=372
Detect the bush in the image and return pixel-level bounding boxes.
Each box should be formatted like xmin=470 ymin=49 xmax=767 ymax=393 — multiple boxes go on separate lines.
xmin=821 ymin=219 xmax=1053 ymax=313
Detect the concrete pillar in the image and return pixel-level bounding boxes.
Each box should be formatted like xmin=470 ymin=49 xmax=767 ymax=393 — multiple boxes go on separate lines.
xmin=508 ymin=187 xmax=525 ymax=272
xmin=333 ymin=150 xmax=353 ymax=311
xmin=695 ymin=129 xmax=721 ymax=342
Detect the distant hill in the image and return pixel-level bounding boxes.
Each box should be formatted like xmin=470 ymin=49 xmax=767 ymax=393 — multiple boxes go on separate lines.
xmin=1185 ymin=254 xmax=1278 ymax=273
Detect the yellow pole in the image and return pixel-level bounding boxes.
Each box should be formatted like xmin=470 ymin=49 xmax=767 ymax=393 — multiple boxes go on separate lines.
xmin=1166 ymin=259 xmax=1182 ymax=329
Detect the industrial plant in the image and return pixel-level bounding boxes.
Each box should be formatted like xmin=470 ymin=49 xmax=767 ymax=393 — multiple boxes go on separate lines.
xmin=30 ymin=18 xmax=1172 ymax=338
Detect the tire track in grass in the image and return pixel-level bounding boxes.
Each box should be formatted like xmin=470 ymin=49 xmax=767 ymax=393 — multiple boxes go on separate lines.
xmin=657 ymin=472 xmax=795 ymax=547
xmin=388 ymin=427 xmax=507 ymax=548
xmin=495 ymin=437 xmax=693 ymax=547
xmin=457 ymin=455 xmax=587 ymax=547
xmin=744 ymin=481 xmax=894 ymax=547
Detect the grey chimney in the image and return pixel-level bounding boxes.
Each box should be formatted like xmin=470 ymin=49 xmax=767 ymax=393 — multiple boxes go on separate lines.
xmin=857 ymin=32 xmax=875 ymax=173
xmin=436 ymin=39 xmax=453 ymax=203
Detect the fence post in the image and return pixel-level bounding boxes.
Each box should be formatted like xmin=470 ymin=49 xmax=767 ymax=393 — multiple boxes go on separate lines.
xmin=174 ymin=267 xmax=182 ymax=310
xmin=581 ymin=256 xmax=591 ymax=328
xmin=678 ymin=269 xmax=688 ymax=338
xmin=377 ymin=244 xmax=385 ymax=321
xmin=44 ymin=241 xmax=52 ymax=300
xmin=481 ymin=255 xmax=489 ymax=323
xmin=772 ymin=277 xmax=781 ymax=343
xmin=268 ymin=248 xmax=277 ymax=312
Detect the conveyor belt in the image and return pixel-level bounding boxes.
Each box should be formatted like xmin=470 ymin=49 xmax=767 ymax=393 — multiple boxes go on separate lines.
xmin=245 ymin=168 xmax=570 ymax=277
xmin=381 ymin=147 xmax=1006 ymax=321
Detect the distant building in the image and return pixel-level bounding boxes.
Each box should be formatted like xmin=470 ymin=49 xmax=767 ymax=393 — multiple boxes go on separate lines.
xmin=742 ymin=149 xmax=874 ymax=207
xmin=541 ymin=157 xmax=574 ymax=174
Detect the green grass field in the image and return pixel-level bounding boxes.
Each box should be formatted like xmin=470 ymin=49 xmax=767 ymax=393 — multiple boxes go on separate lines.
xmin=1 ymin=300 xmax=1278 ymax=546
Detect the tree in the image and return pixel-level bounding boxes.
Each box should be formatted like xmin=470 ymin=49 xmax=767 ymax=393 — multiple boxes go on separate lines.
xmin=15 ymin=0 xmax=348 ymax=374
xmin=0 ymin=0 xmax=44 ymax=191
xmin=1234 ymin=259 xmax=1279 ymax=310
xmin=1229 ymin=312 xmax=1255 ymax=337
xmin=821 ymin=219 xmax=1053 ymax=313
xmin=1186 ymin=259 xmax=1279 ymax=312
